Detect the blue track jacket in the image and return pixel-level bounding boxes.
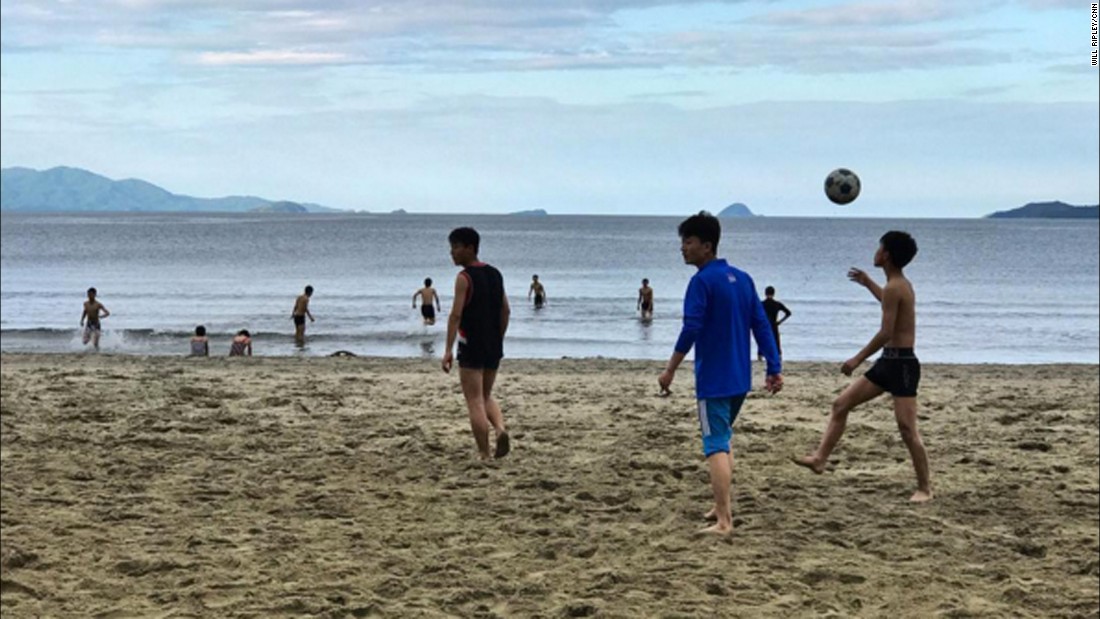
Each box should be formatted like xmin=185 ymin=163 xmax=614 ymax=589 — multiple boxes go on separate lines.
xmin=674 ymin=258 xmax=781 ymax=399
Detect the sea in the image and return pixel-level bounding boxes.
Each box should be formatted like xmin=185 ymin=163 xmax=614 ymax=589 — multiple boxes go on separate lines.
xmin=1 ymin=212 xmax=1097 ymax=364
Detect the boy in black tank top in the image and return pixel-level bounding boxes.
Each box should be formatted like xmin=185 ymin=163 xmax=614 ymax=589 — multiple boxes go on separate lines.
xmin=442 ymin=227 xmax=512 ymax=460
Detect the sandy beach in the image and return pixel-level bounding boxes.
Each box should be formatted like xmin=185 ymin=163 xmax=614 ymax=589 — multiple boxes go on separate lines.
xmin=1 ymin=353 xmax=1097 ymax=618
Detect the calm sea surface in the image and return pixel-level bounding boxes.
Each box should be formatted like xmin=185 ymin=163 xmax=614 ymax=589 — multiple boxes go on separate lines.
xmin=1 ymin=212 xmax=1097 ymax=364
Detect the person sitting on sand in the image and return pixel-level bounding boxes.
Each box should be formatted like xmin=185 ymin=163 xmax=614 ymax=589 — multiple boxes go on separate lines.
xmin=442 ymin=227 xmax=511 ymax=461
xmin=229 ymin=329 xmax=252 ymax=357
xmin=794 ymin=231 xmax=932 ymax=503
xmin=80 ymin=287 xmax=111 ymax=351
xmin=190 ymin=325 xmax=209 ymax=357
xmin=658 ymin=212 xmax=783 ymax=536
xmin=413 ymin=278 xmax=442 ymax=326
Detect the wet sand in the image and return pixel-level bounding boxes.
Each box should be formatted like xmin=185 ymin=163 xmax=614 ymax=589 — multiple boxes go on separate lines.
xmin=1 ymin=353 xmax=1097 ymax=618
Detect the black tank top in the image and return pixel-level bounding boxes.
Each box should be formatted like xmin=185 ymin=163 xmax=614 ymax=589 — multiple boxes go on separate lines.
xmin=460 ymin=263 xmax=504 ymax=357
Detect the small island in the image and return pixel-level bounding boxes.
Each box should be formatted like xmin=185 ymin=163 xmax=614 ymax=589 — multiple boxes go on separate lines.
xmin=510 ymin=209 xmax=549 ymax=217
xmin=717 ymin=203 xmax=755 ymax=218
xmin=986 ymin=201 xmax=1099 ymax=219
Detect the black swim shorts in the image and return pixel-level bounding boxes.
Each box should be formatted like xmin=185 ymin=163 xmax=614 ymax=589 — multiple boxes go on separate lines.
xmin=293 ymin=314 xmax=306 ymax=327
xmin=421 ymin=305 xmax=436 ymax=320
xmin=864 ymin=348 xmax=920 ymax=397
xmin=457 ymin=341 xmax=501 ymax=371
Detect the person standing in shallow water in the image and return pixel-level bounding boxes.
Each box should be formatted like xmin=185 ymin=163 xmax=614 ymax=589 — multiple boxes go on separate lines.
xmin=528 ymin=275 xmax=546 ymax=309
xmin=413 ymin=278 xmax=442 ymax=326
xmin=638 ymin=278 xmax=655 ymax=320
xmin=442 ymin=227 xmax=511 ymax=461
xmin=760 ymin=286 xmax=791 ymax=359
xmin=794 ymin=231 xmax=933 ymax=504
xmin=658 ymin=211 xmax=783 ymax=536
xmin=292 ymin=285 xmax=315 ymax=346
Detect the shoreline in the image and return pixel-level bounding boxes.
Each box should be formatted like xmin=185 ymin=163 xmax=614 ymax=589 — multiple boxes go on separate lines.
xmin=2 ymin=353 xmax=1097 ymax=617
xmin=3 ymin=351 xmax=1099 ymax=368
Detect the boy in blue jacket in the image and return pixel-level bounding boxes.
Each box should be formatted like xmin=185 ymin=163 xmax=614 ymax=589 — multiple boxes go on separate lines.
xmin=659 ymin=212 xmax=783 ymax=536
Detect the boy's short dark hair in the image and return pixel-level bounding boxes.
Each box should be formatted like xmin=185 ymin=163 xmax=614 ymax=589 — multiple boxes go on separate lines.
xmin=87 ymin=287 xmax=97 ymax=295
xmin=238 ymin=329 xmax=250 ymax=337
xmin=305 ymin=285 xmax=314 ymax=295
xmin=677 ymin=211 xmax=721 ymax=253
xmin=448 ymin=227 xmax=480 ymax=253
xmin=424 ymin=278 xmax=432 ymax=287
xmin=642 ymin=278 xmax=649 ymax=285
xmin=765 ymin=286 xmax=775 ymax=296
xmin=880 ymin=231 xmax=918 ymax=268
xmin=196 ymin=325 xmax=206 ymax=336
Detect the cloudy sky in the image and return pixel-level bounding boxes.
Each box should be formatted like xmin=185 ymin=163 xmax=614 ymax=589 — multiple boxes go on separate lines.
xmin=1 ymin=0 xmax=1097 ymax=216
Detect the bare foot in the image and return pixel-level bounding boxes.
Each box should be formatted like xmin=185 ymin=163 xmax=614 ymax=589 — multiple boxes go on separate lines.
xmin=494 ymin=431 xmax=511 ymax=459
xmin=697 ymin=523 xmax=732 ymax=536
xmin=792 ymin=455 xmax=825 ymax=474
xmin=704 ymin=508 xmax=717 ymax=520
xmin=910 ymin=489 xmax=933 ymax=503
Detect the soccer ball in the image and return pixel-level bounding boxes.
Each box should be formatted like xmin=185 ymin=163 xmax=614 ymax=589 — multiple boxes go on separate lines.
xmin=824 ymin=168 xmax=861 ymax=205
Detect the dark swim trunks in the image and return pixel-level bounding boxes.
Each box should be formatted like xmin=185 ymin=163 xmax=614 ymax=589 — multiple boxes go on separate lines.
xmin=534 ymin=293 xmax=545 ymax=308
xmin=84 ymin=321 xmax=101 ymax=332
xmin=641 ymin=300 xmax=652 ymax=313
xmin=864 ymin=347 xmax=920 ymax=397
xmin=421 ymin=305 xmax=436 ymax=320
xmin=293 ymin=314 xmax=306 ymax=327
xmin=458 ymin=340 xmax=501 ymax=370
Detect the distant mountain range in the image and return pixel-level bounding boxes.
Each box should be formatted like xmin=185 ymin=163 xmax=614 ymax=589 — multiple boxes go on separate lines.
xmin=0 ymin=166 xmax=341 ymax=213
xmin=986 ymin=201 xmax=1098 ymax=219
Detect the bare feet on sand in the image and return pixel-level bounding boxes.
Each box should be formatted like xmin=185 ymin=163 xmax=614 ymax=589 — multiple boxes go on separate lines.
xmin=792 ymin=455 xmax=826 ymax=474
xmin=910 ymin=489 xmax=934 ymax=503
xmin=697 ymin=523 xmax=732 ymax=536
xmin=704 ymin=508 xmax=717 ymax=520
xmin=494 ymin=432 xmax=511 ymax=459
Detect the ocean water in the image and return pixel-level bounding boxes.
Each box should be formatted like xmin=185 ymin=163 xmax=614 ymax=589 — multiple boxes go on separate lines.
xmin=1 ymin=212 xmax=1097 ymax=364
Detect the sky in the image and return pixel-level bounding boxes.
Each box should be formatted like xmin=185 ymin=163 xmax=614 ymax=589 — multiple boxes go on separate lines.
xmin=1 ymin=0 xmax=1097 ymax=217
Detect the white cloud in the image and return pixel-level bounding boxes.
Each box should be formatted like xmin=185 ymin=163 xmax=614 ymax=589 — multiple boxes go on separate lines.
xmin=196 ymin=49 xmax=350 ymax=66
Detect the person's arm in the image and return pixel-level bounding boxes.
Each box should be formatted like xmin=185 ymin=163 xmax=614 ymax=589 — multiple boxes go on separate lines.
xmin=246 ymin=341 xmax=253 ymax=356
xmin=99 ymin=304 xmax=110 ymax=320
xmin=434 ymin=290 xmax=441 ymax=311
xmin=203 ymin=340 xmax=209 ymax=356
xmin=659 ymin=278 xmax=706 ymax=392
xmin=412 ymin=291 xmax=419 ymax=309
xmin=842 ymin=284 xmax=900 ymax=375
xmin=80 ymin=305 xmax=87 ymax=326
xmin=848 ymin=268 xmax=883 ymax=302
xmin=528 ymin=284 xmax=533 ymax=299
xmin=442 ymin=274 xmax=469 ymax=373
xmin=777 ymin=302 xmax=791 ymax=325
xmin=500 ymin=292 xmax=511 ymax=338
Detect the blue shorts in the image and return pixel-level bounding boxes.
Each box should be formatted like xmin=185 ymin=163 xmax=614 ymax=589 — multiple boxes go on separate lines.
xmin=698 ymin=395 xmax=747 ymax=457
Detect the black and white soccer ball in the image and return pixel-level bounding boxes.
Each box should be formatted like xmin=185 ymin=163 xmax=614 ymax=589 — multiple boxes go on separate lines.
xmin=824 ymin=168 xmax=861 ymax=205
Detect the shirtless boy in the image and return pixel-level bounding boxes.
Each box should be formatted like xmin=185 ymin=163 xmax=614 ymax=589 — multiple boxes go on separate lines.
xmin=795 ymin=231 xmax=933 ymax=503
xmin=80 ymin=287 xmax=110 ymax=350
xmin=638 ymin=278 xmax=654 ymax=320
xmin=292 ymin=285 xmax=315 ymax=345
xmin=528 ymin=275 xmax=546 ymax=309
xmin=413 ymin=278 xmax=442 ymax=325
